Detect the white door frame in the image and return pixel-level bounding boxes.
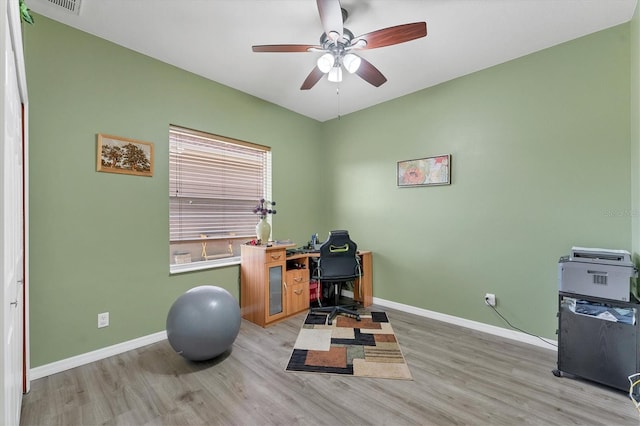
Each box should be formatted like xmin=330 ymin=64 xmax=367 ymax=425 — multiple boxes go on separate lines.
xmin=1 ymin=1 xmax=30 ymax=425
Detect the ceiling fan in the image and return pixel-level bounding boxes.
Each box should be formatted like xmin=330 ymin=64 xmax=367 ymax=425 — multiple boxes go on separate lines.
xmin=251 ymin=0 xmax=427 ymax=90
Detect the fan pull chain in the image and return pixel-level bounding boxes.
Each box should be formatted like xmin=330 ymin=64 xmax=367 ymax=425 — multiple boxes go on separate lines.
xmin=336 ymin=86 xmax=341 ymax=120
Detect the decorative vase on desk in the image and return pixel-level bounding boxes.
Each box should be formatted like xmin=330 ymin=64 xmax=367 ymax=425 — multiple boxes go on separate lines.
xmin=256 ymin=218 xmax=271 ymax=244
xmin=253 ymin=198 xmax=276 ymax=244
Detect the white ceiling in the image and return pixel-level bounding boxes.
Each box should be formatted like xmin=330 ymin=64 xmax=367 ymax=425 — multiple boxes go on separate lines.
xmin=28 ymin=0 xmax=637 ymax=122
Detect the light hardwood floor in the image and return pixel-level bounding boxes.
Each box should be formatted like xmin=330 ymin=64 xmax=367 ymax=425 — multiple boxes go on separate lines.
xmin=20 ymin=306 xmax=638 ymax=425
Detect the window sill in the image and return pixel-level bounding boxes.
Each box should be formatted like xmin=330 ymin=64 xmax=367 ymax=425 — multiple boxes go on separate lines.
xmin=170 ymin=256 xmax=241 ymax=275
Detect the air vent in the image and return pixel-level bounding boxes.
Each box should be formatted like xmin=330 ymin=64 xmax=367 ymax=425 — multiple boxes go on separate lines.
xmin=592 ymin=274 xmax=608 ymax=286
xmin=45 ymin=0 xmax=81 ymax=15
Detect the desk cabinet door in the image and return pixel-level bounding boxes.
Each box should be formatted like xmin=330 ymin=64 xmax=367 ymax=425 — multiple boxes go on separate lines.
xmin=265 ymin=263 xmax=287 ymax=324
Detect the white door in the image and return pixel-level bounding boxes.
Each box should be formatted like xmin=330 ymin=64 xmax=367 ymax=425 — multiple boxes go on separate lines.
xmin=1 ymin=9 xmax=24 ymax=425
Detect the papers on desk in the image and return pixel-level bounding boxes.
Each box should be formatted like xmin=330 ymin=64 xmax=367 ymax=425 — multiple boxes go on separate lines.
xmin=562 ymin=297 xmax=635 ymax=325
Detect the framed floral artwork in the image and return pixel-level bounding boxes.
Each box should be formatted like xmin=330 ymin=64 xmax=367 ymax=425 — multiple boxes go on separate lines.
xmin=97 ymin=134 xmax=154 ymax=177
xmin=397 ymin=154 xmax=450 ymax=187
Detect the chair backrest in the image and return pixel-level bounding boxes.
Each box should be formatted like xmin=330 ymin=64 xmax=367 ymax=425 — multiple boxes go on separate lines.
xmin=317 ymin=230 xmax=360 ymax=281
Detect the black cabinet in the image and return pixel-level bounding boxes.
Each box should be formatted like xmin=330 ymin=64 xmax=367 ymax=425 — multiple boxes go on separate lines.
xmin=554 ymin=292 xmax=640 ymax=391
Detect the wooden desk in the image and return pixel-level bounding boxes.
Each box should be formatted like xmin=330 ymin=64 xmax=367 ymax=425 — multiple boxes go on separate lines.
xmin=240 ymin=244 xmax=373 ymax=327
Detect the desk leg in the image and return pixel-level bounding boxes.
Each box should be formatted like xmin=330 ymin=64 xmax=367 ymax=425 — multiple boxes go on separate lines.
xmin=355 ymin=252 xmax=373 ymax=307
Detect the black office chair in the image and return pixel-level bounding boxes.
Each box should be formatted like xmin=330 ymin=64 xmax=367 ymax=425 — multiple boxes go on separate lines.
xmin=311 ymin=230 xmax=362 ymax=325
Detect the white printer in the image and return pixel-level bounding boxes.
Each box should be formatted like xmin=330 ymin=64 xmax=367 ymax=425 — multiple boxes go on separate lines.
xmin=558 ymin=246 xmax=638 ymax=302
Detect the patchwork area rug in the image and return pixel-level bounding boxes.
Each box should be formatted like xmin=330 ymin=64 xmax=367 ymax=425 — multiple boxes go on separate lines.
xmin=285 ymin=311 xmax=412 ymax=380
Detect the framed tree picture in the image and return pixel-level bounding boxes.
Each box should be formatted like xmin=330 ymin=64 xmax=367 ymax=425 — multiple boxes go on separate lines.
xmin=397 ymin=154 xmax=451 ymax=187
xmin=97 ymin=134 xmax=154 ymax=177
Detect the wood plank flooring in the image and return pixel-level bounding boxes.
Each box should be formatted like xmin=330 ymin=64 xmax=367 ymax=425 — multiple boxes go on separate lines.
xmin=20 ymin=306 xmax=638 ymax=425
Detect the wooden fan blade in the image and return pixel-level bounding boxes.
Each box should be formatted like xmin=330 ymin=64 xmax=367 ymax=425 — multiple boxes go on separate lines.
xmin=355 ymin=58 xmax=387 ymax=87
xmin=354 ymin=22 xmax=427 ymax=50
xmin=316 ymin=0 xmax=343 ymax=42
xmin=300 ymin=66 xmax=325 ymax=90
xmin=252 ymin=44 xmax=320 ymax=53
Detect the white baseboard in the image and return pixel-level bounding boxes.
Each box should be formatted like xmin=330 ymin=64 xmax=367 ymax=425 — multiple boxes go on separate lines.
xmin=343 ymin=291 xmax=558 ymax=351
xmin=30 ymin=296 xmax=557 ymax=381
xmin=29 ymin=331 xmax=167 ymax=381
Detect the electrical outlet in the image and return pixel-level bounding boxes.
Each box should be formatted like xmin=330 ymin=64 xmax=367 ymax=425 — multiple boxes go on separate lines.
xmin=484 ymin=293 xmax=496 ymax=307
xmin=98 ymin=312 xmax=109 ymax=328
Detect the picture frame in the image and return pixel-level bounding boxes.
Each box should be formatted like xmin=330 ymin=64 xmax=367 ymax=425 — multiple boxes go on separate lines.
xmin=397 ymin=154 xmax=451 ymax=187
xmin=97 ymin=134 xmax=154 ymax=177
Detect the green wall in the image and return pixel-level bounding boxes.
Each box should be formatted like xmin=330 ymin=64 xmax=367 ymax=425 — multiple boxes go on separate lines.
xmin=321 ymin=25 xmax=631 ymax=338
xmin=24 ymin=15 xmax=632 ymax=367
xmin=24 ymin=16 xmax=325 ymax=367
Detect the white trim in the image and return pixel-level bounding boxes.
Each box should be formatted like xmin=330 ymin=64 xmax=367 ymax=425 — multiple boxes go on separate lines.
xmin=169 ymin=257 xmax=240 ymax=275
xmin=343 ymin=291 xmax=558 ymax=350
xmin=372 ymin=296 xmax=558 ymax=350
xmin=29 ymin=331 xmax=167 ymax=381
xmin=29 ymin=295 xmax=557 ymax=381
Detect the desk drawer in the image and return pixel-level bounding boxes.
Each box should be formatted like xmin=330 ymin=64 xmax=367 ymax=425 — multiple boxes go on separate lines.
xmin=287 ymin=281 xmax=310 ymax=315
xmin=266 ymin=249 xmax=286 ymax=264
xmin=286 ymin=268 xmax=308 ymax=285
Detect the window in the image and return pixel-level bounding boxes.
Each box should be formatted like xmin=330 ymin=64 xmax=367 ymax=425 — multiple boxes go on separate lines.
xmin=169 ymin=125 xmax=271 ymax=273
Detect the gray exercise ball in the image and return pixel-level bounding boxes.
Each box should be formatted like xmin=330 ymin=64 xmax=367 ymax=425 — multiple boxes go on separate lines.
xmin=166 ymin=285 xmax=241 ymax=361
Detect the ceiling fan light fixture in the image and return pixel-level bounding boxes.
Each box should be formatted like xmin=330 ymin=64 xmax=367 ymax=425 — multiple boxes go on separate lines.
xmin=327 ymin=30 xmax=341 ymax=42
xmin=342 ymin=53 xmax=361 ymax=73
xmin=317 ymin=53 xmax=335 ymax=73
xmin=351 ymin=39 xmax=367 ymax=49
xmin=327 ymin=66 xmax=342 ymax=83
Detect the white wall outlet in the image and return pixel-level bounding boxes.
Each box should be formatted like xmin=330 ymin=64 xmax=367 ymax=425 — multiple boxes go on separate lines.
xmin=484 ymin=293 xmax=496 ymax=307
xmin=98 ymin=312 xmax=109 ymax=328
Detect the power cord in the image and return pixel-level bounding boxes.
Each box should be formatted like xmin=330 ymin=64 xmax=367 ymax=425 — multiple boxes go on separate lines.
xmin=485 ymin=296 xmax=557 ymax=348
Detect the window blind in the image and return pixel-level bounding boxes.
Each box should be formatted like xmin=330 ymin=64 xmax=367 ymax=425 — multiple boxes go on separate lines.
xmin=169 ymin=125 xmax=271 ymax=242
